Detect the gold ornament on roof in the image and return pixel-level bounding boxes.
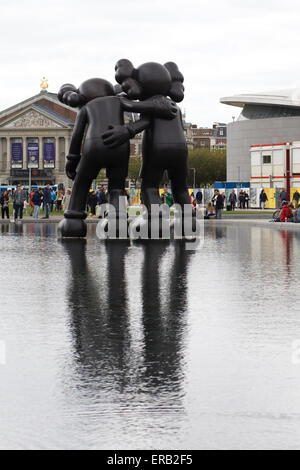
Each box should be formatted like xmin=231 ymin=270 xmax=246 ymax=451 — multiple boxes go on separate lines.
xmin=40 ymin=77 xmax=49 ymax=90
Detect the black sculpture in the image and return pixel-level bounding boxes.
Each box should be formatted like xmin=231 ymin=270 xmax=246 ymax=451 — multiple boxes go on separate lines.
xmin=102 ymin=60 xmax=191 ymax=216
xmin=57 ymin=77 xmax=177 ymax=237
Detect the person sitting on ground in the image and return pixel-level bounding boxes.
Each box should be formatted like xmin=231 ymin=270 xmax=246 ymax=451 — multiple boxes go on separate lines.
xmin=204 ymin=202 xmax=216 ymax=219
xmin=294 ymin=204 xmax=300 ymax=223
xmin=280 ymin=202 xmax=294 ymax=223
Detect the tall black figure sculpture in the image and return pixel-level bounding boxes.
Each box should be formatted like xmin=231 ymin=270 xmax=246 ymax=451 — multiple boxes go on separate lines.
xmin=102 ymin=60 xmax=191 ymax=219
xmin=57 ymin=78 xmax=177 ymax=237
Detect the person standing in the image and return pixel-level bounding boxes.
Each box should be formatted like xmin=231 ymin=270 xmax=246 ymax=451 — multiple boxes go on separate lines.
xmin=244 ymin=191 xmax=250 ymax=209
xmin=32 ymin=189 xmax=41 ymax=220
xmin=29 ymin=189 xmax=35 ymax=217
xmin=89 ymin=191 xmax=98 ymax=216
xmin=50 ymin=189 xmax=57 ymax=212
xmin=293 ymin=190 xmax=300 ymax=206
xmin=260 ymin=189 xmax=268 ymax=210
xmin=211 ymin=190 xmax=218 ymax=209
xmin=0 ymin=190 xmax=10 ymax=219
xmin=56 ymin=190 xmax=63 ymax=212
xmin=215 ymin=189 xmax=223 ymax=219
xmin=280 ymin=189 xmax=287 ymax=207
xmin=229 ymin=190 xmax=237 ymax=211
xmin=13 ymin=184 xmax=27 ymax=221
xmin=196 ymin=190 xmax=203 ymax=206
xmin=161 ymin=186 xmax=173 ymax=207
xmin=43 ymin=184 xmax=52 ymax=219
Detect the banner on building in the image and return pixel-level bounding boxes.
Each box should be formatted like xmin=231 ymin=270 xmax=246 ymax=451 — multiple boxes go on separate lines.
xmin=27 ymin=142 xmax=39 ymax=168
xmin=11 ymin=142 xmax=23 ymax=168
xmin=44 ymin=142 xmax=55 ymax=168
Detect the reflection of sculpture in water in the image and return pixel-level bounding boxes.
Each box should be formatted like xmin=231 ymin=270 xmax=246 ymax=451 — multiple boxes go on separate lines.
xmin=57 ymin=77 xmax=177 ymax=238
xmin=140 ymin=241 xmax=192 ymax=390
xmin=63 ymin=239 xmax=191 ymax=405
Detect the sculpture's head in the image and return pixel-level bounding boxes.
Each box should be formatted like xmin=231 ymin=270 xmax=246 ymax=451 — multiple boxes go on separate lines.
xmin=58 ymin=78 xmax=115 ymax=108
xmin=115 ymin=60 xmax=184 ymax=102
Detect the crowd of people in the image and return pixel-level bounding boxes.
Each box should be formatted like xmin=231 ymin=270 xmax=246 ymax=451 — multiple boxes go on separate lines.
xmin=2 ymin=183 xmax=300 ymax=225
xmin=0 ymin=184 xmax=71 ymax=220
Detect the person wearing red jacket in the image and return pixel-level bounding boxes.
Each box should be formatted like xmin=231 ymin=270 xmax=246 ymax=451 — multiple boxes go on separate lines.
xmin=280 ymin=203 xmax=294 ymax=222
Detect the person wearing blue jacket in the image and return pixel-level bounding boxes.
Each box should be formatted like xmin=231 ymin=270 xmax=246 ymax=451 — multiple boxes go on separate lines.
xmin=32 ymin=190 xmax=41 ymax=220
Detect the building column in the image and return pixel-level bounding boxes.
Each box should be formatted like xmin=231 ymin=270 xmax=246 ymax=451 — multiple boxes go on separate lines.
xmin=23 ymin=137 xmax=27 ymax=169
xmin=39 ymin=136 xmax=43 ymax=169
xmin=7 ymin=137 xmax=11 ymax=171
xmin=55 ymin=137 xmax=60 ymax=171
xmin=65 ymin=134 xmax=70 ymax=156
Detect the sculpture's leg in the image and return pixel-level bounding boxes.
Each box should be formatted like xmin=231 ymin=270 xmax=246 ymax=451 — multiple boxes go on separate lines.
xmin=59 ymin=160 xmax=100 ymax=238
xmin=141 ymin=168 xmax=164 ymax=215
xmin=103 ymin=170 xmax=128 ymax=238
xmin=108 ymin=173 xmax=126 ymax=217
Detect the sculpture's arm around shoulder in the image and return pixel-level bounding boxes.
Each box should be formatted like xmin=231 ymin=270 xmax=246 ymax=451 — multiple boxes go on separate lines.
xmin=120 ymin=96 xmax=177 ymax=120
xmin=102 ymin=117 xmax=151 ymax=149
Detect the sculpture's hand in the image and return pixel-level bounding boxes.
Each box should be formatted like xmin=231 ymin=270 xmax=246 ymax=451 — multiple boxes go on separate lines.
xmin=102 ymin=125 xmax=131 ymax=148
xmin=66 ymin=153 xmax=81 ymax=180
xmin=151 ymin=96 xmax=177 ymax=120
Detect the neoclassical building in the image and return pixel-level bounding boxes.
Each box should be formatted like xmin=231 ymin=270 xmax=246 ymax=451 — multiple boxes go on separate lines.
xmin=0 ymin=89 xmax=77 ymax=188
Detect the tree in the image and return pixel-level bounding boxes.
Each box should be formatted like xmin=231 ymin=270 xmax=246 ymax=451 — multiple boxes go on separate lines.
xmin=128 ymin=156 xmax=142 ymax=184
xmin=188 ymin=149 xmax=226 ymax=187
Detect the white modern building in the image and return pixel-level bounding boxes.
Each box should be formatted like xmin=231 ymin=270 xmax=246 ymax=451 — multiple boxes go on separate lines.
xmin=221 ymin=88 xmax=300 ymax=183
xmin=250 ymin=141 xmax=300 ymax=190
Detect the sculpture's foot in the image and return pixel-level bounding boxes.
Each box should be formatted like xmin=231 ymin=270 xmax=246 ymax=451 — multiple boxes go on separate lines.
xmin=58 ymin=217 xmax=87 ymax=238
xmin=170 ymin=215 xmax=201 ymax=240
xmin=64 ymin=210 xmax=87 ymax=220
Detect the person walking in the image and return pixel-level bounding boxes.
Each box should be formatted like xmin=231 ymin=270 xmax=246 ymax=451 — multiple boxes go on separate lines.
xmin=229 ymin=190 xmax=237 ymax=211
xmin=13 ymin=184 xmax=27 ymax=221
xmin=32 ymin=189 xmax=42 ymax=220
xmin=43 ymin=184 xmax=52 ymax=219
xmin=0 ymin=190 xmax=10 ymax=219
xmin=62 ymin=189 xmax=72 ymax=212
xmin=260 ymin=189 xmax=268 ymax=210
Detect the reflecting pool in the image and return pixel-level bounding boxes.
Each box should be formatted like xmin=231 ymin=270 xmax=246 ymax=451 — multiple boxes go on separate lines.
xmin=1 ymin=222 xmax=300 ymax=450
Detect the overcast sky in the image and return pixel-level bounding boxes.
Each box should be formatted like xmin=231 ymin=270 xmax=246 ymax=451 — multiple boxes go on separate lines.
xmin=1 ymin=0 xmax=300 ymax=126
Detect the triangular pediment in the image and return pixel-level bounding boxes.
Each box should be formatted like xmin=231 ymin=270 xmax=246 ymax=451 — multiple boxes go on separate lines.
xmin=0 ymin=107 xmax=66 ymax=129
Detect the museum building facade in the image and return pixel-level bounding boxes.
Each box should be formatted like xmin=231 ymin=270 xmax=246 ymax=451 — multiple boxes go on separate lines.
xmin=0 ymin=90 xmax=77 ymax=188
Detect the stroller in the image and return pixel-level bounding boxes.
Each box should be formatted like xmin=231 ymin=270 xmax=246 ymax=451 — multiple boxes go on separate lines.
xmin=271 ymin=209 xmax=281 ymax=222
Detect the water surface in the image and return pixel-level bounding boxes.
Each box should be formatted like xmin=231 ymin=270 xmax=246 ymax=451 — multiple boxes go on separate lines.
xmin=0 ymin=222 xmax=300 ymax=450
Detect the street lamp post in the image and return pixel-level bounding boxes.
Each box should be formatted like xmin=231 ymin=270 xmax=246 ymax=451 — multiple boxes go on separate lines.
xmin=190 ymin=167 xmax=196 ymax=191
